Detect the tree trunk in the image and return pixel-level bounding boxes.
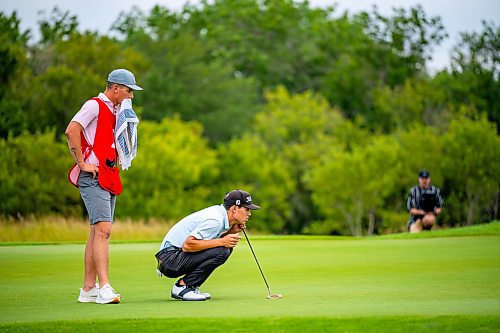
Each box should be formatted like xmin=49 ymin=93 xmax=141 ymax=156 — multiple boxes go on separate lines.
xmin=368 ymin=208 xmax=375 ymax=236
xmin=494 ymin=186 xmax=499 ymax=221
xmin=466 ymin=193 xmax=475 ymax=226
xmin=345 ymin=214 xmax=356 ymax=237
xmin=354 ymin=200 xmax=363 ymax=237
xmin=355 ymin=211 xmax=363 ymax=237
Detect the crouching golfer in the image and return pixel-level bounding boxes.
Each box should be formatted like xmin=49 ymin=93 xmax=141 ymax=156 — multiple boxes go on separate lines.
xmin=156 ymin=190 xmax=260 ymax=301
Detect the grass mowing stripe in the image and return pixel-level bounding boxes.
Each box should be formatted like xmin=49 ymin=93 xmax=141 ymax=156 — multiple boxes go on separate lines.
xmin=1 ymin=316 xmax=499 ymax=333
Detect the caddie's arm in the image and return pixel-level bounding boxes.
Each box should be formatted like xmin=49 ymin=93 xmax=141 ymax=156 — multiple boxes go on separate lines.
xmin=65 ymin=121 xmax=99 ymax=178
xmin=182 ymin=234 xmax=241 ymax=252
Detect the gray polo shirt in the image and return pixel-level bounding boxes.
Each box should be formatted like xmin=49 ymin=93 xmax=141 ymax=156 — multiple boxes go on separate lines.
xmin=159 ymin=205 xmax=230 ymax=250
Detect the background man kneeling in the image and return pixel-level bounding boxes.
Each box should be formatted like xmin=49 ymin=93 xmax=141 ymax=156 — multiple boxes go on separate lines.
xmin=406 ymin=169 xmax=444 ymax=233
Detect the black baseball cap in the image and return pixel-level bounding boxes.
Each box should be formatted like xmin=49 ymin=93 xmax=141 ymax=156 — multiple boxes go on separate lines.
xmin=418 ymin=169 xmax=430 ymax=178
xmin=224 ymin=190 xmax=260 ymax=210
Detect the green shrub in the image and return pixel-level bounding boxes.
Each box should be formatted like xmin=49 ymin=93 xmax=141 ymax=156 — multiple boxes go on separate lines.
xmin=0 ymin=131 xmax=80 ymax=217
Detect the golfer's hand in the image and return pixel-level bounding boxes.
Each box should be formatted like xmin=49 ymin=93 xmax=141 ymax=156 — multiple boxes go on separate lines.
xmin=434 ymin=207 xmax=442 ymax=215
xmin=79 ymin=162 xmax=99 ymax=179
xmin=232 ymin=224 xmax=246 ymax=233
xmin=221 ymin=234 xmax=241 ymax=248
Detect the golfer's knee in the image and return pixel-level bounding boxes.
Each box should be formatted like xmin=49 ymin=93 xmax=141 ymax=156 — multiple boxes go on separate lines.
xmin=95 ymin=222 xmax=112 ymax=239
xmin=423 ymin=214 xmax=435 ymax=226
xmin=214 ymin=247 xmax=232 ymax=264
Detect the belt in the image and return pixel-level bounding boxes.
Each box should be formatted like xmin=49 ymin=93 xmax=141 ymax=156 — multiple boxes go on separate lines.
xmin=155 ymin=246 xmax=181 ymax=258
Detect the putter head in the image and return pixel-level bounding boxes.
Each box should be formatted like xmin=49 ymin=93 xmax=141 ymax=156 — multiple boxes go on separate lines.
xmin=267 ymin=294 xmax=282 ymax=299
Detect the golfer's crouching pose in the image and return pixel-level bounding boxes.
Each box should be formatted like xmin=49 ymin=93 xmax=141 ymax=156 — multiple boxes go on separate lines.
xmin=156 ymin=190 xmax=260 ymax=301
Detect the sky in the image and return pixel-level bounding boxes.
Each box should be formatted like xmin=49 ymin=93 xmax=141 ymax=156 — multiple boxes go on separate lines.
xmin=1 ymin=0 xmax=499 ymax=72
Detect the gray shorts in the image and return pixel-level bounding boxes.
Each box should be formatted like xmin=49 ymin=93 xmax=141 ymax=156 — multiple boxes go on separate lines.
xmin=78 ymin=171 xmax=116 ymax=224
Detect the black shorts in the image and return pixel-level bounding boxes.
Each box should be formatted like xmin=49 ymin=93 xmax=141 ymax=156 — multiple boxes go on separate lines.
xmin=407 ymin=213 xmax=436 ymax=231
xmin=407 ymin=215 xmax=424 ymax=231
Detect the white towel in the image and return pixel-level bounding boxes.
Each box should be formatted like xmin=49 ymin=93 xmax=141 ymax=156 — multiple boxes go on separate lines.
xmin=115 ymin=99 xmax=139 ymax=170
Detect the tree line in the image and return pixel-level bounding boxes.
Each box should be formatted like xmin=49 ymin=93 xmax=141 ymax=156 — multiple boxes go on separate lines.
xmin=0 ymin=0 xmax=499 ymax=235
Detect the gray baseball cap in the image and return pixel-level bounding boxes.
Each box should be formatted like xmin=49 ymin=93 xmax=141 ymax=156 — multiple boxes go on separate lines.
xmin=107 ymin=69 xmax=143 ymax=91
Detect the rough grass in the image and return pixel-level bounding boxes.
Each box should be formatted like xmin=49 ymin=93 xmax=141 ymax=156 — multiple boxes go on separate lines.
xmin=0 ymin=216 xmax=173 ymax=243
xmin=0 ymin=229 xmax=499 ymax=332
xmin=1 ymin=216 xmax=498 ymax=244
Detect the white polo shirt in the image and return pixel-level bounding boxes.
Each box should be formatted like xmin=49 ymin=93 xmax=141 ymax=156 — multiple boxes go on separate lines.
xmin=71 ymin=93 xmax=118 ymax=166
xmin=160 ymin=205 xmax=230 ymax=250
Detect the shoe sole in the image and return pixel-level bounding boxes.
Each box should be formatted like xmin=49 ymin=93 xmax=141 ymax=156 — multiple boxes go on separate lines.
xmin=96 ymin=297 xmax=120 ymax=304
xmin=171 ymin=293 xmax=206 ymax=301
xmin=78 ymin=297 xmax=97 ymax=303
xmin=171 ymin=293 xmax=182 ymax=300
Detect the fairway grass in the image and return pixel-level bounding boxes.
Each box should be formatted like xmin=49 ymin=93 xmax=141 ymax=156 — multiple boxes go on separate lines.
xmin=1 ymin=234 xmax=499 ymax=332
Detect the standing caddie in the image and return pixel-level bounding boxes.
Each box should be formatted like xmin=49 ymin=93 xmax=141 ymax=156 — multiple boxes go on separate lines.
xmin=65 ymin=69 xmax=142 ymax=304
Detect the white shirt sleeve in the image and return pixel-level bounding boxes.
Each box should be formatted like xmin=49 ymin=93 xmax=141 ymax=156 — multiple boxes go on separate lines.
xmin=190 ymin=219 xmax=222 ymax=240
xmin=71 ymin=99 xmax=99 ymax=129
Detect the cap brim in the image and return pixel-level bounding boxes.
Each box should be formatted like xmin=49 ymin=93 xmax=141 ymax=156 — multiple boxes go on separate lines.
xmin=125 ymin=84 xmax=143 ymax=91
xmin=243 ymin=204 xmax=260 ymax=210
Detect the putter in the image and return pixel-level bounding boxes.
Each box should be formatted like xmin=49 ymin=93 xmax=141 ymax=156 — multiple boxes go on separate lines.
xmin=242 ymin=229 xmax=282 ymax=299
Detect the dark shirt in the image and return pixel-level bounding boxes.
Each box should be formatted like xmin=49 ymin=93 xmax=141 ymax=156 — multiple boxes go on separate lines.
xmin=407 ymin=185 xmax=444 ymax=213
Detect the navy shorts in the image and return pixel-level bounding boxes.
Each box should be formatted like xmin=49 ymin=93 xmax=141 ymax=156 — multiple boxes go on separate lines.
xmin=78 ymin=171 xmax=116 ymax=224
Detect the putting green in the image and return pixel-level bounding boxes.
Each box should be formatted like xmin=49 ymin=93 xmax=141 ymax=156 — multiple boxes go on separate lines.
xmin=0 ymin=231 xmax=499 ymax=332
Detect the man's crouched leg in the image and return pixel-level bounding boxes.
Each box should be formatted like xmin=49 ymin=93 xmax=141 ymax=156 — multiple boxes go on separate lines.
xmin=182 ymin=246 xmax=232 ymax=287
xmin=156 ymin=246 xmax=232 ymax=301
xmin=422 ymin=213 xmax=436 ymax=230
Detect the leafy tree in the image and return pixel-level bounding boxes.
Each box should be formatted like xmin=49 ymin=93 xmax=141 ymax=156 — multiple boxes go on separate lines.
xmin=371 ymin=78 xmax=449 ymax=132
xmin=323 ymin=5 xmax=446 ymax=123
xmin=27 ymin=31 xmax=147 ymax=135
xmin=393 ymin=125 xmax=444 ymax=199
xmin=0 ymin=131 xmax=80 ymax=217
xmin=37 ymin=7 xmax=78 ymax=45
xmin=252 ymin=86 xmax=367 ymax=233
xmin=112 ymin=6 xmax=260 ymax=143
xmin=0 ymin=11 xmax=31 ymax=138
xmin=436 ymin=21 xmax=499 ymax=129
xmin=356 ymin=5 xmax=447 ymax=83
xmin=305 ymin=136 xmax=401 ymax=236
xmin=118 ymin=118 xmax=219 ymax=220
xmin=442 ymin=115 xmax=500 ymax=225
xmin=113 ymin=1 xmax=451 ymax=136
xmin=185 ymin=0 xmax=333 ymax=92
xmin=216 ymin=134 xmax=296 ymax=233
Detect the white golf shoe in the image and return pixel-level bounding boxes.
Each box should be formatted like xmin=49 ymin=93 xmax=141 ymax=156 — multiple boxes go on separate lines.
xmin=78 ymin=284 xmax=99 ymax=303
xmin=195 ymin=287 xmax=212 ymax=299
xmin=171 ymin=284 xmax=206 ymax=301
xmin=96 ymin=284 xmax=120 ymax=304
